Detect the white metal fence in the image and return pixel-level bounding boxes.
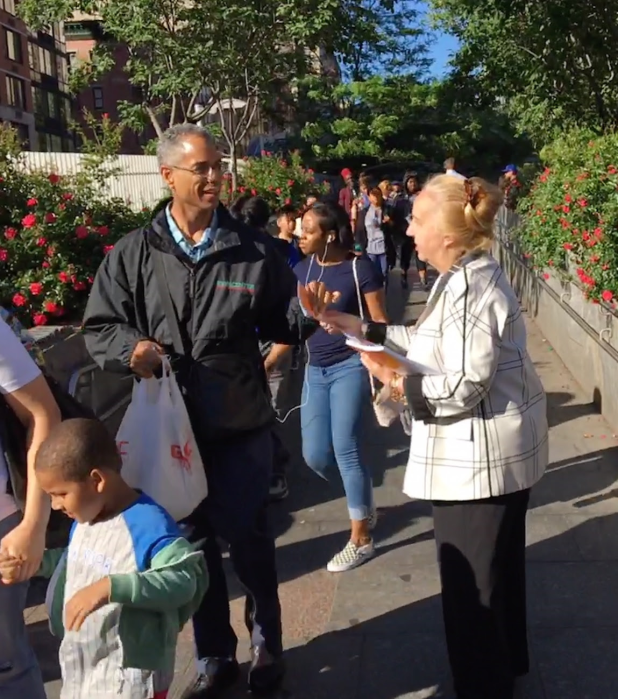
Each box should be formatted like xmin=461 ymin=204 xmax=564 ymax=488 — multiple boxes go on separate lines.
xmin=18 ymin=152 xmax=241 ymax=210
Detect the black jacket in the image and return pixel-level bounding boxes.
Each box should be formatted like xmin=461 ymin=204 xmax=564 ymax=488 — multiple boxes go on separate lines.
xmin=82 ymin=205 xmax=316 ymax=441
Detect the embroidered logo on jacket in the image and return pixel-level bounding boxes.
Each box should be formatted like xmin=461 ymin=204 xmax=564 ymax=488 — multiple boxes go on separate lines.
xmin=215 ymin=280 xmax=255 ymax=294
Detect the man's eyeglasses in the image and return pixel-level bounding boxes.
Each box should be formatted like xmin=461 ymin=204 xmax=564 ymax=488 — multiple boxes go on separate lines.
xmin=170 ymin=163 xmax=222 ymax=179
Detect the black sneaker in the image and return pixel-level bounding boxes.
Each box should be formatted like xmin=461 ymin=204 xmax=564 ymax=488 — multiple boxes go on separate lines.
xmin=269 ymin=475 xmax=289 ymax=502
xmin=249 ymin=645 xmax=285 ymax=694
xmin=181 ymin=658 xmax=240 ymax=698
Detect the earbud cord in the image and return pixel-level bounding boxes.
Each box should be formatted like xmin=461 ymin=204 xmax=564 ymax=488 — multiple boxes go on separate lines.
xmin=276 ymin=239 xmax=330 ymax=423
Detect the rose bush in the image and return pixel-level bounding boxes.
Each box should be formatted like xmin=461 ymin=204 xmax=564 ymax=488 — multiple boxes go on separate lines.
xmin=0 ymin=127 xmax=150 ymax=326
xmin=235 ymin=150 xmax=327 ymax=211
xmin=517 ymin=128 xmax=618 ymax=305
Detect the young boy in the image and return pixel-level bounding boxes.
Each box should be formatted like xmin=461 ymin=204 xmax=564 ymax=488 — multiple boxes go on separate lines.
xmin=0 ymin=417 xmax=208 ymax=699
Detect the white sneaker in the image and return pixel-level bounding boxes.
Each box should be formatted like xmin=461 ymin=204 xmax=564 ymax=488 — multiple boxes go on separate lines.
xmin=327 ymin=539 xmax=375 ymax=573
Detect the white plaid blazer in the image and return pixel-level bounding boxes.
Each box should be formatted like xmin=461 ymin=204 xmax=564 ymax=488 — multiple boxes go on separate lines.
xmin=387 ymin=253 xmax=548 ymax=501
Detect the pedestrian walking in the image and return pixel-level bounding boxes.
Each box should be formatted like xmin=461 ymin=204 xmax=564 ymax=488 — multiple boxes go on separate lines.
xmin=295 ymin=201 xmax=387 ymax=572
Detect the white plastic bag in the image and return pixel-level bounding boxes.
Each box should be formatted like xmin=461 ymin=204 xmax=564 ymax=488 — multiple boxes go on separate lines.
xmin=116 ymin=358 xmax=207 ymax=521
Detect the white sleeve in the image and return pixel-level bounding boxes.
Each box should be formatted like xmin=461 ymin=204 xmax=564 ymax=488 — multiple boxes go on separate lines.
xmin=0 ymin=318 xmax=42 ymax=395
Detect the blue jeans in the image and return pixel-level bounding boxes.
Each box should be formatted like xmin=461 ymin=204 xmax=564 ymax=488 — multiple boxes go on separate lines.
xmin=301 ymin=354 xmax=373 ymax=520
xmin=368 ymin=252 xmax=388 ymax=282
xmin=0 ymin=512 xmax=46 ymax=699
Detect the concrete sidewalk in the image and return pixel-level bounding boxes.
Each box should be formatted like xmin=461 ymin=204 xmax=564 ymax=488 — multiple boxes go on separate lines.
xmin=33 ymin=276 xmax=618 ymax=699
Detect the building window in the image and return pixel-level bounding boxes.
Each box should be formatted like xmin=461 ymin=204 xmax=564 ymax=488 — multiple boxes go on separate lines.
xmin=0 ymin=0 xmax=16 ymax=14
xmin=92 ymin=86 xmax=104 ymax=110
xmin=5 ymin=29 xmax=22 ymax=63
xmin=6 ymin=75 xmax=26 ymax=109
xmin=8 ymin=121 xmax=29 ymax=147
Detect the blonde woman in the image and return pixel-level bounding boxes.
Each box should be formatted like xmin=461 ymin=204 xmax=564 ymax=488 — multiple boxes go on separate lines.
xmin=321 ymin=175 xmax=548 ymax=699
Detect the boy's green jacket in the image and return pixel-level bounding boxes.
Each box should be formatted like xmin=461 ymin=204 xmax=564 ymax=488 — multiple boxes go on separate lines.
xmin=39 ymin=537 xmax=208 ymax=672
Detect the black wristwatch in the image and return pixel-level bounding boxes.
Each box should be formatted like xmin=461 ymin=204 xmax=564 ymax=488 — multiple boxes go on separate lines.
xmin=361 ymin=321 xmax=388 ymax=345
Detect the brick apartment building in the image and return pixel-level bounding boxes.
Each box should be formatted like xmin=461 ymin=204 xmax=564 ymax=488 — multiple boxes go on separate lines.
xmin=0 ymin=0 xmax=73 ymax=150
xmin=64 ymin=14 xmax=156 ymax=154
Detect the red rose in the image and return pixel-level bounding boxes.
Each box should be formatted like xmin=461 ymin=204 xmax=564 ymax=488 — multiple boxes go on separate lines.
xmin=48 ymin=173 xmax=60 ymax=185
xmin=275 ymin=188 xmax=282 ymax=195
xmin=32 ymin=313 xmax=48 ymax=326
xmin=0 ymin=248 xmax=7 ymax=262
xmin=97 ymin=225 xmax=109 ymax=236
xmin=42 ymin=261 xmax=50 ymax=268
xmin=58 ymin=204 xmax=66 ymax=211
xmin=562 ymin=205 xmax=570 ymax=213
xmin=287 ymin=179 xmax=294 ymax=186
xmin=87 ymin=276 xmax=94 ymax=284
xmin=251 ymin=189 xmax=257 ymax=196
xmin=285 ymin=198 xmax=291 ymax=205
xmin=239 ymin=186 xmax=246 ymax=193
xmin=44 ymin=301 xmax=58 ymax=313
xmin=102 ymin=113 xmax=109 ymax=119
xmin=44 ymin=212 xmax=57 ymax=224
xmin=36 ymin=237 xmax=47 ymax=247
xmin=594 ymin=227 xmax=603 ymax=240
xmin=27 ymin=198 xmax=38 ymax=207
xmin=5 ymin=227 xmax=17 ymax=239
xmin=62 ymin=192 xmax=74 ymax=201
xmin=602 ymin=290 xmax=614 ymax=303
xmin=47 ymin=246 xmax=55 ymax=256
xmin=58 ymin=271 xmax=70 ymax=283
xmin=577 ymin=199 xmax=588 ymax=207
xmin=12 ymin=293 xmax=26 ymax=306
xmin=563 ymin=243 xmax=573 ymax=251
xmin=564 ymin=194 xmax=572 ymax=203
xmin=609 ymin=166 xmax=617 ymax=175
xmin=103 ymin=245 xmax=114 ymax=255
xmin=22 ymin=213 xmax=37 ymax=228
xmin=73 ymin=281 xmax=87 ymax=291
xmin=543 ymin=273 xmax=550 ymax=280
xmin=29 ymin=282 xmax=43 ymax=295
xmin=75 ymin=225 xmax=89 ymax=239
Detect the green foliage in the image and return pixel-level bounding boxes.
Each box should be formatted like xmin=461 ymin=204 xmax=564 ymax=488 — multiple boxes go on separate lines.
xmin=301 ymin=74 xmax=531 ymax=170
xmin=428 ymin=0 xmax=618 ymax=146
xmin=517 ymin=129 xmax=618 ymax=304
xmin=238 ymin=151 xmax=327 ymax=210
xmin=0 ymin=126 xmax=150 ymax=325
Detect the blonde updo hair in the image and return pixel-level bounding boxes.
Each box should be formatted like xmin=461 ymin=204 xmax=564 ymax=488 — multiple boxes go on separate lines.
xmin=423 ymin=175 xmax=502 ymax=253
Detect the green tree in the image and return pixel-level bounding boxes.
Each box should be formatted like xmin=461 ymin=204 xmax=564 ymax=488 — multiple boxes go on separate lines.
xmin=19 ymin=0 xmax=341 ymax=177
xmin=428 ymin=0 xmax=618 ymax=145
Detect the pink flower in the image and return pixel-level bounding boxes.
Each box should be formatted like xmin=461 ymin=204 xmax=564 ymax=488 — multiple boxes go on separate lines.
xmin=42 ymin=261 xmax=50 ymax=268
xmin=27 ymin=198 xmax=38 ymax=207
xmin=44 ymin=212 xmax=57 ymax=224
xmin=29 ymin=282 xmax=43 ymax=295
xmin=103 ymin=245 xmax=114 ymax=255
xmin=47 ymin=245 xmax=55 ymax=257
xmin=62 ymin=192 xmax=74 ymax=201
xmin=12 ymin=293 xmax=26 ymax=307
xmin=602 ymin=290 xmax=614 ymax=303
xmin=36 ymin=237 xmax=47 ymax=247
xmin=563 ymin=243 xmax=573 ymax=251
xmin=97 ymin=225 xmax=109 ymax=236
xmin=5 ymin=227 xmax=17 ymax=239
xmin=44 ymin=301 xmax=58 ymax=313
xmin=48 ymin=173 xmax=61 ymax=185
xmin=251 ymin=189 xmax=257 ymax=196
xmin=73 ymin=281 xmax=87 ymax=291
xmin=21 ymin=213 xmax=37 ymax=228
xmin=275 ymin=188 xmax=282 ymax=195
xmin=58 ymin=271 xmax=70 ymax=283
xmin=287 ymin=179 xmax=294 ymax=186
xmin=543 ymin=273 xmax=550 ymax=280
xmin=102 ymin=112 xmax=109 ymax=119
xmin=32 ymin=313 xmax=48 ymax=326
xmin=0 ymin=248 xmax=7 ymax=262
xmin=75 ymin=225 xmax=89 ymax=239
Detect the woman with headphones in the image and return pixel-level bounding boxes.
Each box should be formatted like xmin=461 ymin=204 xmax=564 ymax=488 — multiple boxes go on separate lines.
xmin=295 ymin=201 xmax=388 ymax=573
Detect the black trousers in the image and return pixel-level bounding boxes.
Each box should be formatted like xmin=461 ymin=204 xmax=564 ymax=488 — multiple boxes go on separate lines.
xmin=185 ymin=428 xmax=283 ymax=660
xmin=433 ymin=489 xmax=530 ymax=699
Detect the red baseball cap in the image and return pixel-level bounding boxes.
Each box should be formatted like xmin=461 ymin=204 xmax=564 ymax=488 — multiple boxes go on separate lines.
xmin=341 ymin=168 xmax=353 ymax=179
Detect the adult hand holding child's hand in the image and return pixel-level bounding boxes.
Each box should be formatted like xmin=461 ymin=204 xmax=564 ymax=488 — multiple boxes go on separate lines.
xmin=0 ymin=550 xmax=23 ymax=585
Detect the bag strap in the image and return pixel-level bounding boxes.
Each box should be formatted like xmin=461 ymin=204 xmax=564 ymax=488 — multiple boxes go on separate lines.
xmin=151 ymin=248 xmax=189 ymax=356
xmin=352 ymin=257 xmax=377 ymax=398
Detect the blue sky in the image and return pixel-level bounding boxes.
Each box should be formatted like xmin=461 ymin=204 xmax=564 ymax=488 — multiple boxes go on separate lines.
xmin=427 ymin=32 xmax=459 ymax=77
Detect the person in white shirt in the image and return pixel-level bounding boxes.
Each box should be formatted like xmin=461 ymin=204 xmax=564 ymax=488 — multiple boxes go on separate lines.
xmin=0 ymin=317 xmax=61 ymax=699
xmin=320 ymin=174 xmax=548 ymax=699
xmin=444 ymin=157 xmax=466 ymax=179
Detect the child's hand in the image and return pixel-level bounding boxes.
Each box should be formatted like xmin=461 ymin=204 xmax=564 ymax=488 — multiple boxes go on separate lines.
xmin=0 ymin=556 xmax=23 ymax=585
xmin=65 ymin=577 xmax=111 ymax=632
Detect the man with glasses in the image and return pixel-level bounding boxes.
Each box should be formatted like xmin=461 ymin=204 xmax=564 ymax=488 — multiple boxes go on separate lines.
xmin=82 ymin=124 xmax=319 ymax=698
